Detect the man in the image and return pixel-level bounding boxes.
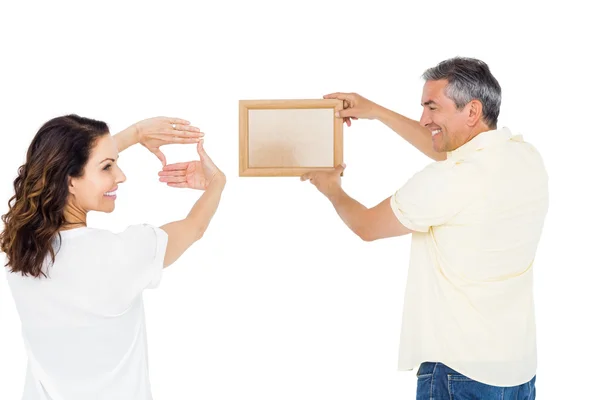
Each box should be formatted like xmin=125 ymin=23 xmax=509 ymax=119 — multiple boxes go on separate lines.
xmin=302 ymin=57 xmax=547 ymax=399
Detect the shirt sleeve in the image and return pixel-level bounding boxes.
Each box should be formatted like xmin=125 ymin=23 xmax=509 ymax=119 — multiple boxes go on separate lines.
xmin=390 ymin=161 xmax=480 ymax=233
xmin=112 ymin=224 xmax=169 ymax=303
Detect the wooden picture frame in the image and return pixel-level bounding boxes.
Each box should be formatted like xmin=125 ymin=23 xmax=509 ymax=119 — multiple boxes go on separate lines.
xmin=239 ymin=99 xmax=343 ymax=177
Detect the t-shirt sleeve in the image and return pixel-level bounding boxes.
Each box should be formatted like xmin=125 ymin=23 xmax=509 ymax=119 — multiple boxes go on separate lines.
xmin=390 ymin=161 xmax=480 ymax=233
xmin=113 ymin=223 xmax=169 ymax=297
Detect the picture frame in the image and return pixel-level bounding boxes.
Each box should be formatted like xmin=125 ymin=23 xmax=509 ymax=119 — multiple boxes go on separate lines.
xmin=239 ymin=99 xmax=344 ymax=177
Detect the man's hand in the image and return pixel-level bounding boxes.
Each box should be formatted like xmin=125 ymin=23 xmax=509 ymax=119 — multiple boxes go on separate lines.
xmin=135 ymin=117 xmax=204 ymax=166
xmin=158 ymin=140 xmax=225 ymax=190
xmin=300 ymin=164 xmax=346 ymax=199
xmin=323 ymin=92 xmax=381 ymax=127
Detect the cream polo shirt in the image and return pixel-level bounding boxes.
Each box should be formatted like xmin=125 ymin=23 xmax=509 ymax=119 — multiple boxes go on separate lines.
xmin=390 ymin=127 xmax=548 ymax=387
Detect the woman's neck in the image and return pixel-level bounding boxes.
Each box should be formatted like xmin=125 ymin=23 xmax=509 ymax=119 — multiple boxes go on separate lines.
xmin=61 ymin=204 xmax=87 ymax=230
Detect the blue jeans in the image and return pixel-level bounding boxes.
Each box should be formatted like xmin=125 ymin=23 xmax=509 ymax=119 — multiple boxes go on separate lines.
xmin=416 ymin=362 xmax=536 ymax=399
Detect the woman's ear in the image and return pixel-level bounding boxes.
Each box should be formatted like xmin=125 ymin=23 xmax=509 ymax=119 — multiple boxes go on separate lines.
xmin=67 ymin=176 xmax=77 ymax=196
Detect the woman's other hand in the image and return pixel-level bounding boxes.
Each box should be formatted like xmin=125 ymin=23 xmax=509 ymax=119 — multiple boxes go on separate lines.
xmin=157 ymin=140 xmax=225 ymax=190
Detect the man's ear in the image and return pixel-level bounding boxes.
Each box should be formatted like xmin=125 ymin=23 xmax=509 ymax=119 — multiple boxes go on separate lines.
xmin=466 ymin=100 xmax=483 ymax=127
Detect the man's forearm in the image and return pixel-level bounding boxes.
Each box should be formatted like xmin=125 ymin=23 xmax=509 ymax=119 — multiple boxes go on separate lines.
xmin=113 ymin=125 xmax=139 ymax=153
xmin=327 ymin=187 xmax=370 ymax=240
xmin=374 ymin=105 xmax=446 ymax=161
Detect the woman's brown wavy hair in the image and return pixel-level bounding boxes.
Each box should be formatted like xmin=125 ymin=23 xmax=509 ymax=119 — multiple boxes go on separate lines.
xmin=1 ymin=114 xmax=109 ymax=278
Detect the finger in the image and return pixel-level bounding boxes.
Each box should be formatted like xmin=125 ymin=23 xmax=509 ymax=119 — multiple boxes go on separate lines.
xmin=334 ymin=163 xmax=346 ymax=175
xmin=157 ymin=131 xmax=203 ymax=140
xmin=167 ymin=117 xmax=191 ymax=125
xmin=300 ymin=172 xmax=315 ymax=182
xmin=161 ymin=162 xmax=190 ymax=171
xmin=158 ymin=169 xmax=186 ymax=177
xmin=346 ymin=118 xmax=351 ymax=127
xmin=334 ymin=99 xmax=350 ymax=113
xmin=161 ymin=136 xmax=202 ymax=144
xmin=159 ymin=176 xmax=187 ymax=183
xmin=166 ymin=182 xmax=188 ymax=188
xmin=324 ymin=92 xmax=352 ymax=101
xmin=172 ymin=125 xmax=203 ymax=134
xmin=335 ymin=108 xmax=355 ymax=118
xmin=154 ymin=150 xmax=166 ymax=167
xmin=153 ymin=129 xmax=203 ymax=137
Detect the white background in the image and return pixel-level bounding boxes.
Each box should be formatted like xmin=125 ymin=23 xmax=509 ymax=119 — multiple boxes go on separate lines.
xmin=1 ymin=1 xmax=598 ymax=399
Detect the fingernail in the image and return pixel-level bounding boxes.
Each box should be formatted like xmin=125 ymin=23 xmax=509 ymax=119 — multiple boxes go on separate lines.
xmin=335 ymin=111 xmax=340 ymax=118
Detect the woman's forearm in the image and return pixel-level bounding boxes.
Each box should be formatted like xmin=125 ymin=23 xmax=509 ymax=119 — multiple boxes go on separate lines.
xmin=113 ymin=125 xmax=140 ymax=153
xmin=185 ymin=175 xmax=226 ymax=240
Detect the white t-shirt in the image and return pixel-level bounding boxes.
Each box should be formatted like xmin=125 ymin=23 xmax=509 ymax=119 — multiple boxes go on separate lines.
xmin=390 ymin=127 xmax=549 ymax=386
xmin=6 ymin=223 xmax=169 ymax=400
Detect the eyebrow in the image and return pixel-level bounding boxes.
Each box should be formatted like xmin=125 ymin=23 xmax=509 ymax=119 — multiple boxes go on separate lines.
xmin=422 ymin=100 xmax=438 ymax=107
xmin=99 ymin=156 xmax=119 ymax=164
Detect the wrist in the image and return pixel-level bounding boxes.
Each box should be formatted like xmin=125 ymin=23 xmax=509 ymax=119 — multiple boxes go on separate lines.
xmin=210 ymin=172 xmax=226 ymax=189
xmin=131 ymin=123 xmax=142 ymax=144
xmin=121 ymin=124 xmax=141 ymax=148
xmin=326 ymin=184 xmax=344 ymax=203
xmin=114 ymin=124 xmax=141 ymax=153
xmin=372 ymin=104 xmax=388 ymax=121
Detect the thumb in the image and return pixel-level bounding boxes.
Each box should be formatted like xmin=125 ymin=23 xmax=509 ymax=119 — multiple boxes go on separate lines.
xmin=197 ymin=140 xmax=215 ymax=165
xmin=154 ymin=150 xmax=166 ymax=167
xmin=196 ymin=138 xmax=205 ymax=156
xmin=335 ymin=163 xmax=346 ymax=175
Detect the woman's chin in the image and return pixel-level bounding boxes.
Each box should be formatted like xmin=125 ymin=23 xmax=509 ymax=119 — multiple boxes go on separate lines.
xmin=97 ymin=202 xmax=116 ymax=213
xmin=99 ymin=195 xmax=117 ymax=212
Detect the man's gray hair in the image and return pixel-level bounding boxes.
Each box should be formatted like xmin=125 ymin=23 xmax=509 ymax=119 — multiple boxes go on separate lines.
xmin=422 ymin=57 xmax=502 ymax=129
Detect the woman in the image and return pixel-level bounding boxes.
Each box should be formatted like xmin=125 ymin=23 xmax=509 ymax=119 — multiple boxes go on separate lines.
xmin=0 ymin=114 xmax=226 ymax=399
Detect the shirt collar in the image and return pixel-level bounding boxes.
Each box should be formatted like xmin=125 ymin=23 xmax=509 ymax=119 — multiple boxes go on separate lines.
xmin=446 ymin=126 xmax=521 ymax=160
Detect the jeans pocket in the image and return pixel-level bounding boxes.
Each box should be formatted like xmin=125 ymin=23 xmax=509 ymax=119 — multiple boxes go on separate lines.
xmin=448 ymin=374 xmax=503 ymax=400
xmin=416 ymin=372 xmax=433 ymax=400
xmin=416 ymin=361 xmax=435 ymax=378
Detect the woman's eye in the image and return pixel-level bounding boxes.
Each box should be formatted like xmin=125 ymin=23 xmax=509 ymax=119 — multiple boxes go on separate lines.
xmin=103 ymin=164 xmax=112 ymax=171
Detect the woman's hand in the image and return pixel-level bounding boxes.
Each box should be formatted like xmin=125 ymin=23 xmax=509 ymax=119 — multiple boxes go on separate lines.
xmin=134 ymin=117 xmax=204 ymax=166
xmin=158 ymin=140 xmax=225 ymax=190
